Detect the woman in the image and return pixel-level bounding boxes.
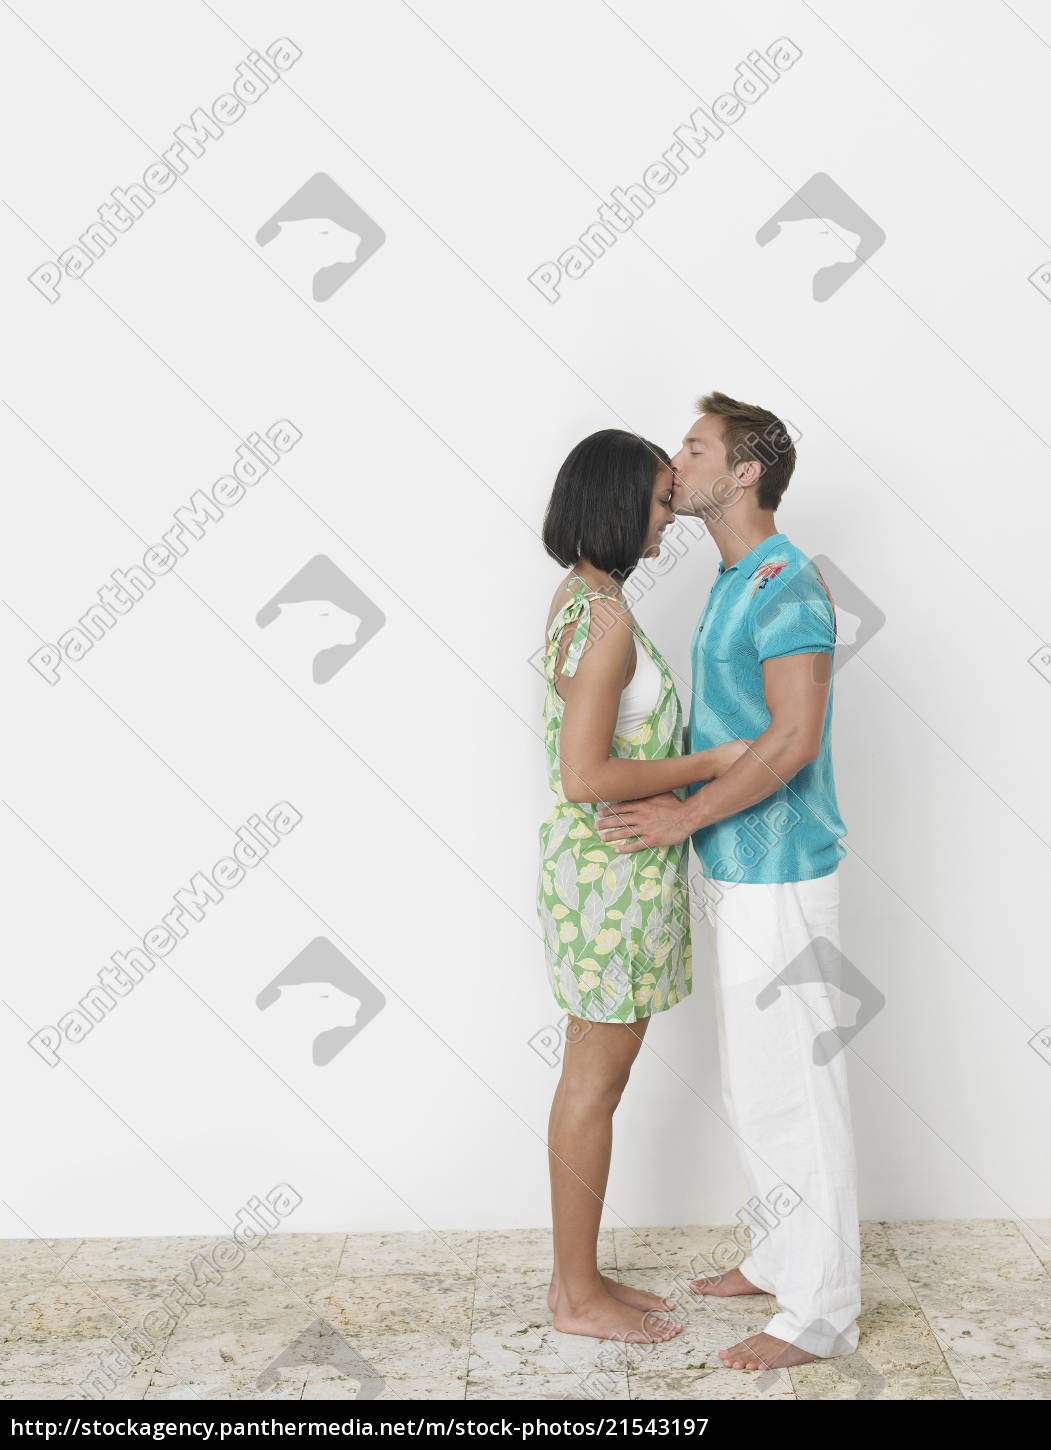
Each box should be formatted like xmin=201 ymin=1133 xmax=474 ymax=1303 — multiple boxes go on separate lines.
xmin=539 ymin=429 xmax=748 ymax=1344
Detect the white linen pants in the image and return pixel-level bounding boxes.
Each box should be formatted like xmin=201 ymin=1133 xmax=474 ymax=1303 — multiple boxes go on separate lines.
xmin=701 ymin=869 xmax=861 ymax=1356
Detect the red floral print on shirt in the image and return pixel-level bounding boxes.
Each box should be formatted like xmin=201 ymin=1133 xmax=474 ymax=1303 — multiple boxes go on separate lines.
xmin=750 ymin=559 xmax=787 ymax=597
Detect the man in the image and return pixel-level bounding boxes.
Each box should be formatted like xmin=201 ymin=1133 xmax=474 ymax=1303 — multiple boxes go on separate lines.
xmin=597 ymin=392 xmax=860 ymax=1372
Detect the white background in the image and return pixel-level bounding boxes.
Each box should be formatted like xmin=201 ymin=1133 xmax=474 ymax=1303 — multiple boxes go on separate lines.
xmin=3 ymin=0 xmax=1050 ymax=1243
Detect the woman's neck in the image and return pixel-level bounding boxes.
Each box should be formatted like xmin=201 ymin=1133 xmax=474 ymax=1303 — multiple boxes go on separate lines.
xmin=573 ymin=559 xmax=625 ymax=597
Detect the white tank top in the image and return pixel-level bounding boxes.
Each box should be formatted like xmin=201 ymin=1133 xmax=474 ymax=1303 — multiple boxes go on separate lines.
xmin=614 ymin=642 xmax=662 ymax=739
xmin=546 ymin=583 xmax=662 ymax=740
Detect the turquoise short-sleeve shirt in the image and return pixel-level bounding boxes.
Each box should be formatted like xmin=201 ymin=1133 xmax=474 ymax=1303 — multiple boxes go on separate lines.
xmin=687 ymin=533 xmax=847 ymax=883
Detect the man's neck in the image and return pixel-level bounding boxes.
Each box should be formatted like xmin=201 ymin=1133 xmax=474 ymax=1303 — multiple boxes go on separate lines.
xmin=707 ymin=509 xmax=780 ymax=570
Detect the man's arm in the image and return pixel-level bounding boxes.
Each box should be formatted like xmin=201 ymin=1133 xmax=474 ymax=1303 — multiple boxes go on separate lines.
xmin=558 ymin=597 xmax=755 ymax=804
xmin=596 ymin=651 xmax=830 ymax=850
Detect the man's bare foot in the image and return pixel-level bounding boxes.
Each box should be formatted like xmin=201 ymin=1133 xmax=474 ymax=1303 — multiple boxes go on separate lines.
xmin=551 ymin=1288 xmax=682 ymax=1342
xmin=719 ymin=1332 xmax=818 ymax=1372
xmin=548 ymin=1272 xmax=676 ymax=1317
xmin=689 ymin=1267 xmax=762 ymax=1297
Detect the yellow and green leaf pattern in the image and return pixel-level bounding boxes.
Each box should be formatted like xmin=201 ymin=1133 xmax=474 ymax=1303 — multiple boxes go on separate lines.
xmin=538 ymin=578 xmax=692 ymax=1023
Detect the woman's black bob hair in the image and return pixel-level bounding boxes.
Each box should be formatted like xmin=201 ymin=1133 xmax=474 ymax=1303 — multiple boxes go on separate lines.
xmin=542 ymin=429 xmax=671 ymax=579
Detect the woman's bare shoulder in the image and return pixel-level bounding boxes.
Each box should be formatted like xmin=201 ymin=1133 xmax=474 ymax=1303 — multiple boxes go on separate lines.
xmin=547 ymin=572 xmax=626 ymax=617
xmin=545 ymin=573 xmax=633 ymax=651
xmin=546 ymin=573 xmax=586 ymax=631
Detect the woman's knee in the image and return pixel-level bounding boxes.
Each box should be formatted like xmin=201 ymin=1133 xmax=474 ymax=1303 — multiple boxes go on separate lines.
xmin=560 ymin=1060 xmax=632 ymax=1113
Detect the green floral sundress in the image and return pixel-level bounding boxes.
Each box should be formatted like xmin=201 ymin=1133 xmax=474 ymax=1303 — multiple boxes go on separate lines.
xmin=537 ymin=576 xmax=693 ymax=1023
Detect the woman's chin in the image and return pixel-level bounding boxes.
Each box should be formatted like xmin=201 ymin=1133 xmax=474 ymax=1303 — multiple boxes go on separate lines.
xmin=641 ymin=543 xmax=661 ymax=559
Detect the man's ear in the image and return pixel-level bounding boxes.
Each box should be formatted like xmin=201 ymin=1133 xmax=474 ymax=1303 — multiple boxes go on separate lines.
xmin=734 ymin=459 xmax=762 ymax=491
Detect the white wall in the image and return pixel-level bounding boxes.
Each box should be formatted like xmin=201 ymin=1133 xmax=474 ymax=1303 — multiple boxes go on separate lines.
xmin=4 ymin=0 xmax=1049 ymax=1244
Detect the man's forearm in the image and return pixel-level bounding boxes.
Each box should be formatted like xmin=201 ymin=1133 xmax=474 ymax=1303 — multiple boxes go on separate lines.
xmin=682 ymin=728 xmax=814 ymax=833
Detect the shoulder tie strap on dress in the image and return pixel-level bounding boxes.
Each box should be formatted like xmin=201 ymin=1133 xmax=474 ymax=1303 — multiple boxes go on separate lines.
xmin=548 ymin=576 xmax=631 ymax=680
xmin=547 ymin=577 xmax=591 ymax=680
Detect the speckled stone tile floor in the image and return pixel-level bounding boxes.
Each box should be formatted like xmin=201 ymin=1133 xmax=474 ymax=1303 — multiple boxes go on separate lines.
xmin=0 ymin=1221 xmax=1047 ymax=1401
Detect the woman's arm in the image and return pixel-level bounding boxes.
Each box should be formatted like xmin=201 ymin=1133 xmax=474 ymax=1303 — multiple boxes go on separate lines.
xmin=557 ymin=598 xmax=748 ymax=804
xmin=595 ymin=652 xmax=830 ymax=849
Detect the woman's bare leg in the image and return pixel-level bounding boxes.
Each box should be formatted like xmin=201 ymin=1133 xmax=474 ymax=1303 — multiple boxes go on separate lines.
xmin=546 ymin=1015 xmax=681 ymax=1341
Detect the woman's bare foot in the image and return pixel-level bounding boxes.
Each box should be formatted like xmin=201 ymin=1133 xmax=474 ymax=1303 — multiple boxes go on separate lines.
xmin=719 ymin=1332 xmax=818 ymax=1371
xmin=551 ymin=1287 xmax=682 ymax=1342
xmin=548 ymin=1271 xmax=676 ymax=1316
xmin=689 ymin=1267 xmax=763 ymax=1297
